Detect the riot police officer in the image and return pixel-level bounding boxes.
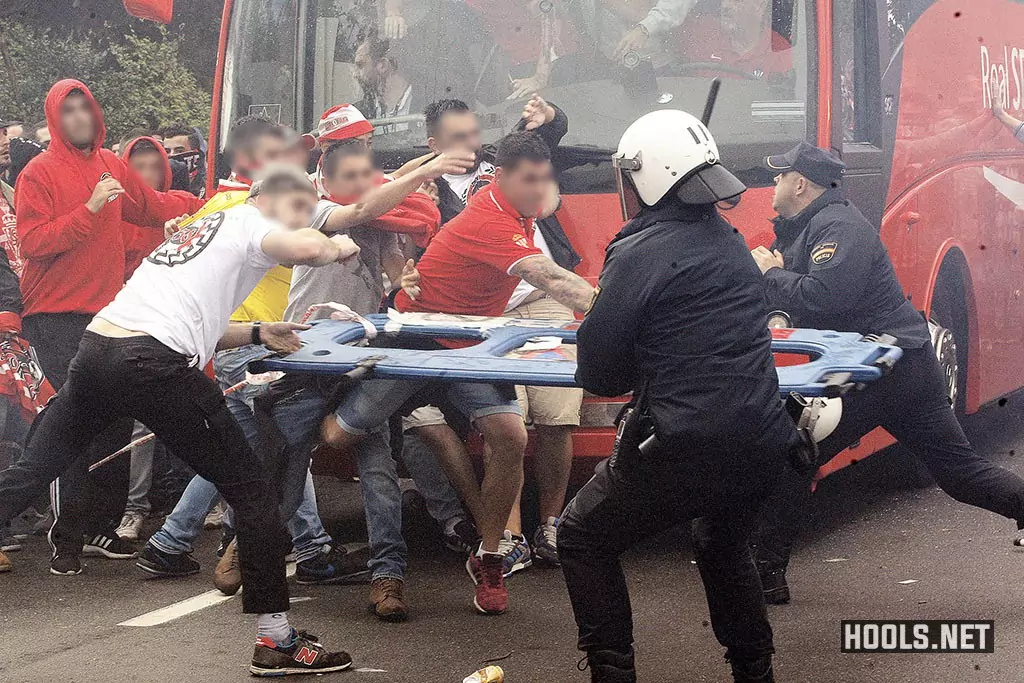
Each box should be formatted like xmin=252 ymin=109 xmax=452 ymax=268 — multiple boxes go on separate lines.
xmin=557 ymin=110 xmax=799 ymax=683
xmin=749 ymin=142 xmax=1024 ymax=604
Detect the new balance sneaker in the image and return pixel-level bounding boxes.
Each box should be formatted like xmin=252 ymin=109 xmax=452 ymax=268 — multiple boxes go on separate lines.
xmin=466 ymin=550 xmax=508 ymax=615
xmin=369 ymin=577 xmax=408 ymax=622
xmin=0 ymin=549 xmax=11 ymax=573
xmin=498 ymin=530 xmax=532 ymax=577
xmin=250 ymin=629 xmax=353 ymax=677
xmin=295 ymin=544 xmax=370 ymax=585
xmin=532 ymin=516 xmax=560 ymax=566
xmin=214 ymin=538 xmax=241 ymax=595
xmin=443 ymin=517 xmax=480 ymax=555
xmin=50 ymin=553 xmax=83 ymax=576
xmin=115 ymin=510 xmax=146 ymax=541
xmin=135 ymin=543 xmax=201 ymax=577
xmin=83 ymin=533 xmax=137 ymax=559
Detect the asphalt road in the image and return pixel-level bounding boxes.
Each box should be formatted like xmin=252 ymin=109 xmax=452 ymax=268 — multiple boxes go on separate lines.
xmin=2 ymin=395 xmax=1024 ymax=683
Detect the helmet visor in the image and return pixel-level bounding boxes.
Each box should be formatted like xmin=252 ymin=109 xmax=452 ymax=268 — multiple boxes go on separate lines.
xmin=612 ymin=151 xmax=644 ymax=221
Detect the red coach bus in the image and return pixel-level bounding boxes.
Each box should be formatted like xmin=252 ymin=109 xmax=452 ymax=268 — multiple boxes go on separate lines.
xmin=132 ymin=0 xmax=1024 ymax=481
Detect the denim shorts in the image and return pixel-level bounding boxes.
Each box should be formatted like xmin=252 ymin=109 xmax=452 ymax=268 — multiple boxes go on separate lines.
xmin=335 ymin=378 xmax=521 ymax=435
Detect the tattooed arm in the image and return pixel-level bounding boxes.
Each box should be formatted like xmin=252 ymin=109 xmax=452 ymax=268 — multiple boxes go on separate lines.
xmin=509 ymin=254 xmax=595 ymax=313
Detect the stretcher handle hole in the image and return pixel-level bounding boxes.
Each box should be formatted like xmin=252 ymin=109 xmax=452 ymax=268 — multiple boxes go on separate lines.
xmin=312 ymin=350 xmax=331 ymax=357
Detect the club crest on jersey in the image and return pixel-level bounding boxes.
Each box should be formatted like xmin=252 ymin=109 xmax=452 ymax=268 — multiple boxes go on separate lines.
xmin=466 ymin=173 xmax=495 ymax=201
xmin=811 ymin=241 xmax=838 ymax=265
xmin=148 ymin=211 xmax=225 ymax=267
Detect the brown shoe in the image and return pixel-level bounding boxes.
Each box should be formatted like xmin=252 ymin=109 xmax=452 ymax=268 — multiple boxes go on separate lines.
xmin=0 ymin=549 xmax=11 ymax=573
xmin=214 ymin=538 xmax=241 ymax=595
xmin=369 ymin=577 xmax=407 ymax=622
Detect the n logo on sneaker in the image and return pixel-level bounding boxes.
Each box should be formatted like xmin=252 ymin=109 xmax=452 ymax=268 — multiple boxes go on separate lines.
xmin=294 ymin=646 xmax=319 ymax=666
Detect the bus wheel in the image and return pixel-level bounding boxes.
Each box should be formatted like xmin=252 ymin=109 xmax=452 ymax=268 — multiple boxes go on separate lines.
xmin=929 ymin=272 xmax=968 ymax=418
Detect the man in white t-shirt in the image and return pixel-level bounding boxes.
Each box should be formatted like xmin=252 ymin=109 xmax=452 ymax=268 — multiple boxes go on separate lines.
xmin=0 ymin=167 xmax=367 ymax=677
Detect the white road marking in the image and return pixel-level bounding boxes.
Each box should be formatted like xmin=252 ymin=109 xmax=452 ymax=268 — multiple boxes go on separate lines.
xmin=119 ymin=564 xmax=296 ymax=627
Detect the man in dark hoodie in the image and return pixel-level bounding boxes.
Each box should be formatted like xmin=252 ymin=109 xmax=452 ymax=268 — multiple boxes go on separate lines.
xmin=14 ymin=79 xmax=196 ymax=575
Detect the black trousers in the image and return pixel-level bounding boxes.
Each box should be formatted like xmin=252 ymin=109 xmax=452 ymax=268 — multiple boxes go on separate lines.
xmin=23 ymin=313 xmax=132 ymax=554
xmin=0 ymin=332 xmax=291 ymax=613
xmin=558 ymin=433 xmax=790 ymax=664
xmin=753 ymin=346 xmax=1024 ymax=568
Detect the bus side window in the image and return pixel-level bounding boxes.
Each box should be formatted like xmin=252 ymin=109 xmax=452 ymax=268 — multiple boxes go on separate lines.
xmin=833 ymin=0 xmax=885 ymax=226
xmin=834 ymin=0 xmax=881 ymax=144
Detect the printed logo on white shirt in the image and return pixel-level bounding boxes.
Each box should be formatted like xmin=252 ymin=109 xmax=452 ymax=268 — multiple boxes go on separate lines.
xmin=148 ymin=212 xmax=225 ymax=267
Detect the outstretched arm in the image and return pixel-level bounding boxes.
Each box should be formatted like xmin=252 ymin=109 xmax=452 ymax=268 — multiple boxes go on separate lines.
xmin=319 ymin=151 xmax=473 ymax=233
xmin=261 ymin=229 xmax=360 ymax=267
xmin=509 ymin=254 xmax=595 ymax=313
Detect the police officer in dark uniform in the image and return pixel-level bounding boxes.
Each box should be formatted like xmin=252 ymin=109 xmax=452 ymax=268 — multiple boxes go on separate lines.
xmin=557 ymin=110 xmax=799 ymax=683
xmin=749 ymin=142 xmax=1024 ymax=604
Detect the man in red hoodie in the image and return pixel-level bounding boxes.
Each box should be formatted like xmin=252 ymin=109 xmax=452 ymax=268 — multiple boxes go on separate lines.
xmin=15 ymin=80 xmax=196 ymax=575
xmin=122 ymin=136 xmax=205 ymax=278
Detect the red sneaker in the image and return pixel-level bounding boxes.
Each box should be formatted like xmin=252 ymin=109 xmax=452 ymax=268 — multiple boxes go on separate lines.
xmin=466 ymin=552 xmax=508 ymax=615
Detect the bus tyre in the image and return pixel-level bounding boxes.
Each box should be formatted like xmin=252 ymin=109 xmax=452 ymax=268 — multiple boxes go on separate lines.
xmin=929 ymin=272 xmax=969 ymax=418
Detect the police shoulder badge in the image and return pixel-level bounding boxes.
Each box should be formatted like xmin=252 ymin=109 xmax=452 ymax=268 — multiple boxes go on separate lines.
xmin=811 ymin=242 xmax=838 ymax=265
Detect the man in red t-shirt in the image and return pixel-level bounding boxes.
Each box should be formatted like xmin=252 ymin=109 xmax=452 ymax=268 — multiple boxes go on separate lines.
xmin=323 ymin=132 xmax=594 ymax=616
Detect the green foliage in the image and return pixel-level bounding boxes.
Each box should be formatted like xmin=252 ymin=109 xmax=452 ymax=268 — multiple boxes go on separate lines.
xmin=0 ymin=23 xmax=211 ymax=143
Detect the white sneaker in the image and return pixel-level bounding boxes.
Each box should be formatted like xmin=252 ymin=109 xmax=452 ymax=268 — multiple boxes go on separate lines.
xmin=115 ymin=511 xmax=145 ymax=541
xmin=203 ymin=503 xmax=225 ymax=530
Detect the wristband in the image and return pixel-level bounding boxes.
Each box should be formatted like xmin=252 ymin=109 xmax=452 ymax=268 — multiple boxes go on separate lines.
xmin=251 ymin=321 xmax=262 ymax=346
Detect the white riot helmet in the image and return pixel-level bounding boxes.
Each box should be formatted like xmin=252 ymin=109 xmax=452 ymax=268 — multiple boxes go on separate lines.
xmin=789 ymin=395 xmax=843 ymax=443
xmin=612 ymin=109 xmax=746 ymax=220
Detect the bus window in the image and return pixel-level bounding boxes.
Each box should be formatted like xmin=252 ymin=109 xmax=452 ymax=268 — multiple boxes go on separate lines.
xmin=296 ymin=0 xmax=812 ymax=182
xmin=220 ymin=0 xmax=301 ymax=146
xmin=834 ymin=0 xmax=881 ymax=144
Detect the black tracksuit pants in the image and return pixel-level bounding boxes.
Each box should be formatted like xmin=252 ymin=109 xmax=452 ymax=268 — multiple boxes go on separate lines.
xmin=23 ymin=313 xmax=132 ymax=555
xmin=558 ymin=433 xmax=789 ymax=664
xmin=0 ymin=332 xmax=290 ymax=613
xmin=752 ymin=346 xmax=1024 ymax=568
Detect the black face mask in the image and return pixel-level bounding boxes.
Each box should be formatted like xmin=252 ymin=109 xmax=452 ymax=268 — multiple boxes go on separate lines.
xmin=170 ymin=149 xmax=203 ymax=182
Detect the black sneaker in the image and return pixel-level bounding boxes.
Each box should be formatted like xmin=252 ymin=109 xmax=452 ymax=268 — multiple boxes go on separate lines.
xmin=444 ymin=518 xmax=480 ymax=555
xmin=295 ymin=545 xmax=370 ymax=585
xmin=83 ymin=533 xmax=137 ymax=559
xmin=216 ymin=529 xmax=236 ymax=558
xmin=50 ymin=553 xmax=83 ymax=576
xmin=135 ymin=544 xmax=201 ymax=577
xmin=586 ymin=648 xmax=636 ymax=683
xmin=250 ymin=629 xmax=352 ymax=677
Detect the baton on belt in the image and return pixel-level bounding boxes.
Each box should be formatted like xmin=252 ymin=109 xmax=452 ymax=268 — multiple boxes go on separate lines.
xmin=87 ymin=380 xmax=250 ymax=472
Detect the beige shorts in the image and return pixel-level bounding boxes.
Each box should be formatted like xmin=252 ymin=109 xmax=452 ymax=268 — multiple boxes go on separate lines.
xmin=402 ymin=405 xmax=447 ymax=431
xmin=506 ymin=296 xmax=584 ymax=427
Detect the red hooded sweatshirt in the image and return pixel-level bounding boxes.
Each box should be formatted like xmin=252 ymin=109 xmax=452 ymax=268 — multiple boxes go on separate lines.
xmin=14 ymin=80 xmax=195 ymax=316
xmin=120 ymin=136 xmax=204 ymax=278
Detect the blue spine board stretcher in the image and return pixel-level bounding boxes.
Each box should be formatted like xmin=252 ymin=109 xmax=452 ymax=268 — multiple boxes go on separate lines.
xmin=251 ymin=313 xmax=903 ymax=397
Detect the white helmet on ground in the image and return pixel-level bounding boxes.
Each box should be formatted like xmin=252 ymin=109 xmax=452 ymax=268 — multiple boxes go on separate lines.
xmin=789 ymin=395 xmax=843 ymax=443
xmin=612 ymin=109 xmax=746 ymax=219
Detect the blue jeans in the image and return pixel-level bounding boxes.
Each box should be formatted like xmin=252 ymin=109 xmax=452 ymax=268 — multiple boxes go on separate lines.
xmin=149 ymin=345 xmax=331 ymax=563
xmin=270 ymin=389 xmax=464 ymax=581
xmin=335 ymin=378 xmax=520 ymax=435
